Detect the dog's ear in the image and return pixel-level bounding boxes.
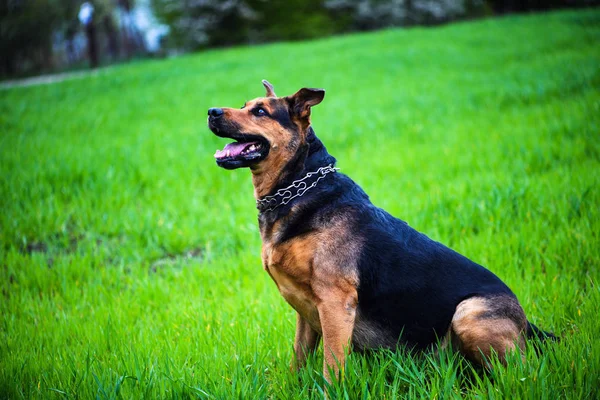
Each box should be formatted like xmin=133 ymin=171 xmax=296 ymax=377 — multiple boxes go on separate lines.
xmin=286 ymin=87 xmax=325 ymax=121
xmin=262 ymin=79 xmax=276 ymax=97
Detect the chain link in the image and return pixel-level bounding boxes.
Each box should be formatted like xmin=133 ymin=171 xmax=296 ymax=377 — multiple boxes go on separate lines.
xmin=256 ymin=164 xmax=339 ymax=212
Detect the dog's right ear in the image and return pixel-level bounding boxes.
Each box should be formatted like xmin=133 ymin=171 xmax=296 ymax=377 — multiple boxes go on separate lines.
xmin=286 ymin=87 xmax=325 ymax=121
xmin=262 ymin=79 xmax=276 ymax=97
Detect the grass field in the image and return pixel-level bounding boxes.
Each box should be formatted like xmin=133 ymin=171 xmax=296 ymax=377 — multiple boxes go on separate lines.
xmin=1 ymin=9 xmax=600 ymax=399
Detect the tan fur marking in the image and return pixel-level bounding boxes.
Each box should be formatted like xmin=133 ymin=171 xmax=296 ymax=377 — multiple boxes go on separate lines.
xmin=315 ymin=284 xmax=357 ymax=382
xmin=292 ymin=313 xmax=320 ymax=371
xmin=450 ymin=297 xmax=526 ymax=366
xmin=263 ymin=214 xmax=362 ymax=381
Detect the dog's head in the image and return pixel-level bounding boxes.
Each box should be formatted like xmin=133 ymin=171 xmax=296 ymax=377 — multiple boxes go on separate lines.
xmin=208 ymin=80 xmax=324 ymax=171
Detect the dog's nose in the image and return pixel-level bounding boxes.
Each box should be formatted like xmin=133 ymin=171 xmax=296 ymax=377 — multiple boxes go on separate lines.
xmin=208 ymin=108 xmax=224 ymax=118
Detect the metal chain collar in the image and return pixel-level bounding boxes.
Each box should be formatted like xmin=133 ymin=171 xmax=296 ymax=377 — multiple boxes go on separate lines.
xmin=256 ymin=164 xmax=339 ymax=212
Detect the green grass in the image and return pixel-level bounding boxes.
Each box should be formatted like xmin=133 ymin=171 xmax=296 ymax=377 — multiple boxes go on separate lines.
xmin=1 ymin=9 xmax=599 ymax=399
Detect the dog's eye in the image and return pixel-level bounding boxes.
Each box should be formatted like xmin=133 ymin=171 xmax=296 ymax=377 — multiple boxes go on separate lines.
xmin=253 ymin=107 xmax=267 ymax=117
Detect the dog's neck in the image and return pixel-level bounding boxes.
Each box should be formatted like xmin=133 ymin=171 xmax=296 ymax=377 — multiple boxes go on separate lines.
xmin=251 ymin=127 xmax=336 ymax=200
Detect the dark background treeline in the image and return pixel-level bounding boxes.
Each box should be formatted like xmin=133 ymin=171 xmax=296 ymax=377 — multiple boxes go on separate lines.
xmin=152 ymin=0 xmax=596 ymax=49
xmin=1 ymin=0 xmax=597 ymax=78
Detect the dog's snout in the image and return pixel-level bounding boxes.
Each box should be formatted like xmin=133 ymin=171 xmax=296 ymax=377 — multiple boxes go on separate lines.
xmin=208 ymin=107 xmax=224 ymax=118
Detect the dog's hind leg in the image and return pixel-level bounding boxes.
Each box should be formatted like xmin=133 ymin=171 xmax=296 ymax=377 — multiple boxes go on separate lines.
xmin=292 ymin=313 xmax=321 ymax=371
xmin=450 ymin=295 xmax=528 ymax=366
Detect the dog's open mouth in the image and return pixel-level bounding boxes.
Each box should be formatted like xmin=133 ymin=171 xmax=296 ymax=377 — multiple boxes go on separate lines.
xmin=208 ymin=113 xmax=269 ymax=169
xmin=212 ymin=135 xmax=270 ymax=169
xmin=214 ymin=140 xmax=263 ymax=161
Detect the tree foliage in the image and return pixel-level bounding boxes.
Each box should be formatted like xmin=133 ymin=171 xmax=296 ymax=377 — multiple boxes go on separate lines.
xmin=2 ymin=0 xmax=597 ymax=76
xmin=1 ymin=0 xmax=62 ymax=74
xmin=151 ymin=0 xmax=598 ymax=52
xmin=1 ymin=0 xmax=120 ymax=76
xmin=151 ymin=0 xmax=339 ymax=49
xmin=149 ymin=0 xmax=494 ymax=51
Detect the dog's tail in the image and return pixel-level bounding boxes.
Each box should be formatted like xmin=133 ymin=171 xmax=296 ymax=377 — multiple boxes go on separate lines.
xmin=526 ymin=321 xmax=558 ymax=344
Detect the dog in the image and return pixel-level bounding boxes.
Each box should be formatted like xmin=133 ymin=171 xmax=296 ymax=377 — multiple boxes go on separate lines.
xmin=207 ymin=80 xmax=555 ymax=382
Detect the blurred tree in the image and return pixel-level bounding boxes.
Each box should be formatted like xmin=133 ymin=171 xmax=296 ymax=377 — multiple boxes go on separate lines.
xmin=118 ymin=0 xmax=145 ymax=58
xmin=79 ymin=2 xmax=99 ymax=67
xmin=151 ymin=0 xmax=339 ymax=50
xmin=248 ymin=0 xmax=339 ymax=42
xmin=410 ymin=0 xmax=477 ymax=24
xmin=325 ymin=0 xmax=489 ymax=29
xmin=88 ymin=0 xmax=119 ymax=64
xmin=325 ymin=0 xmax=406 ymax=30
xmin=0 ymin=0 xmax=120 ymax=76
xmin=103 ymin=14 xmax=120 ymax=60
xmin=151 ymin=0 xmax=256 ymax=49
xmin=150 ymin=0 xmax=491 ymax=53
xmin=489 ymin=0 xmax=597 ymax=13
xmin=1 ymin=0 xmax=61 ymax=75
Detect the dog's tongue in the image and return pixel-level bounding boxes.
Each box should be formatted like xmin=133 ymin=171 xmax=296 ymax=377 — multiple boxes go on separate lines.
xmin=214 ymin=141 xmax=257 ymax=159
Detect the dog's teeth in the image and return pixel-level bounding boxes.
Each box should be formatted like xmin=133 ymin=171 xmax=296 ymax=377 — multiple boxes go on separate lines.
xmin=249 ymin=145 xmax=256 ymax=151
xmin=226 ymin=150 xmax=230 ymax=157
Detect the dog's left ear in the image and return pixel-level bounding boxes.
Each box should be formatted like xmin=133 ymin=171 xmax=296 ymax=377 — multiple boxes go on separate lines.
xmin=287 ymin=88 xmax=325 ymax=121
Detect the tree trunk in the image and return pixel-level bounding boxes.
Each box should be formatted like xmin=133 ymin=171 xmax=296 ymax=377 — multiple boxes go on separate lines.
xmin=86 ymin=20 xmax=99 ymax=68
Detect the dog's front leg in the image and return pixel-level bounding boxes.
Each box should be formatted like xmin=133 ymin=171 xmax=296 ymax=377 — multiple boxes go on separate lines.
xmin=316 ymin=285 xmax=357 ymax=383
xmin=292 ymin=313 xmax=321 ymax=371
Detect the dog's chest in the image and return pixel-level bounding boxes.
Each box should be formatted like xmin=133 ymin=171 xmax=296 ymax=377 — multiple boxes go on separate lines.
xmin=262 ymin=242 xmax=322 ymax=333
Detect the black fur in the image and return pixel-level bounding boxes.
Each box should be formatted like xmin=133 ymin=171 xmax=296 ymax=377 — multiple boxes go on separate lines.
xmin=268 ymin=99 xmax=297 ymax=132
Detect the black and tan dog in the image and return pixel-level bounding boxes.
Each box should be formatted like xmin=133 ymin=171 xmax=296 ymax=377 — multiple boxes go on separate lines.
xmin=207 ymin=80 xmax=555 ymax=381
